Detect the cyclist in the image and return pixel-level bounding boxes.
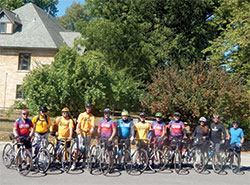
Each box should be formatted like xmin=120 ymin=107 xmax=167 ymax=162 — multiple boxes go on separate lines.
xmin=117 ymin=110 xmax=134 ymax=169
xmin=32 ymin=106 xmax=52 ymax=153
xmin=98 ymin=108 xmax=116 ymax=172
xmin=13 ymin=109 xmax=34 ymax=171
xmin=167 ymin=112 xmax=187 ymax=151
xmin=228 ymin=120 xmax=244 ymax=155
xmin=191 ymin=117 xmax=209 ymax=153
xmin=150 ymin=112 xmax=166 ymax=150
xmin=54 ymin=107 xmax=74 ymax=145
xmin=134 ymin=112 xmax=152 ymax=149
xmin=209 ymin=114 xmax=227 ymax=154
xmin=71 ymin=103 xmax=95 ymax=170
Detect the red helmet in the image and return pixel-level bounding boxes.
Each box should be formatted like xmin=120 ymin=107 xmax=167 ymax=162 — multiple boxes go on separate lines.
xmin=22 ymin=109 xmax=29 ymax=115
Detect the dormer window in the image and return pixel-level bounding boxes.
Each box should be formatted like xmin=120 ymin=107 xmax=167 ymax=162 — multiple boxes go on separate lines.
xmin=0 ymin=22 xmax=6 ymax=33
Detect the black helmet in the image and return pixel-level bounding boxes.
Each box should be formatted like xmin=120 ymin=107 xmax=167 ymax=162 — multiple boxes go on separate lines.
xmin=140 ymin=112 xmax=146 ymax=117
xmin=85 ymin=103 xmax=92 ymax=107
xmin=40 ymin=106 xmax=48 ymax=112
xmin=173 ymin=112 xmax=181 ymax=117
xmin=232 ymin=120 xmax=239 ymax=125
xmin=104 ymin=108 xmax=111 ymax=114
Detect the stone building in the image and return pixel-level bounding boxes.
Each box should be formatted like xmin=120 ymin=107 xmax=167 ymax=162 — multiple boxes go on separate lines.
xmin=0 ymin=3 xmax=81 ymax=109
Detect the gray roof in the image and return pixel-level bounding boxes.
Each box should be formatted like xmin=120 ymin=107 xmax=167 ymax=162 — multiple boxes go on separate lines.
xmin=0 ymin=8 xmax=22 ymax=24
xmin=0 ymin=3 xmax=81 ymax=49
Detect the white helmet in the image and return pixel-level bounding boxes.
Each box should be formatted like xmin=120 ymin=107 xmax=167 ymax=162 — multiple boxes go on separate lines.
xmin=199 ymin=117 xmax=207 ymax=122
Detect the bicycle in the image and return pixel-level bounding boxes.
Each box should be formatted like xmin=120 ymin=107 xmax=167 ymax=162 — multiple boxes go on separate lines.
xmin=164 ymin=137 xmax=184 ymax=174
xmin=125 ymin=139 xmax=149 ymax=174
xmin=2 ymin=134 xmax=17 ymax=169
xmin=89 ymin=138 xmax=113 ymax=175
xmin=15 ymin=136 xmax=33 ymax=176
xmin=148 ymin=138 xmax=166 ymax=172
xmin=221 ymin=142 xmax=241 ymax=174
xmin=70 ymin=130 xmax=91 ymax=170
xmin=193 ymin=141 xmax=224 ymax=174
xmin=31 ymin=134 xmax=51 ymax=173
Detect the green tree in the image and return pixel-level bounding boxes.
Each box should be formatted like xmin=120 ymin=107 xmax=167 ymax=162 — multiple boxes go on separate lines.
xmin=12 ymin=46 xmax=142 ymax=117
xmin=203 ymin=0 xmax=250 ymax=82
xmin=0 ymin=0 xmax=58 ymax=17
xmin=76 ymin=0 xmax=219 ymax=82
xmin=143 ymin=62 xmax=250 ymax=138
xmin=56 ymin=2 xmax=86 ymax=31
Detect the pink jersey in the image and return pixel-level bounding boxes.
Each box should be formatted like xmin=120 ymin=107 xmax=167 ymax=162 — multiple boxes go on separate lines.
xmin=151 ymin=121 xmax=166 ymax=138
xmin=98 ymin=118 xmax=116 ymax=138
xmin=168 ymin=120 xmax=185 ymax=136
xmin=14 ymin=118 xmax=33 ymax=137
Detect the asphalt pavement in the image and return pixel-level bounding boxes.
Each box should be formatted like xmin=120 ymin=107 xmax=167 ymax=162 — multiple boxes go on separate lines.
xmin=0 ymin=142 xmax=249 ymax=185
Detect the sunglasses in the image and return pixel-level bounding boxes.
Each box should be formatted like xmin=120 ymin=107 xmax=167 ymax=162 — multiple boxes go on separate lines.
xmin=23 ymin=113 xmax=29 ymax=116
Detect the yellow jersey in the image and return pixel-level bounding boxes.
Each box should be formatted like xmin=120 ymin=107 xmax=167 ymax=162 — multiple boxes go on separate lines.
xmin=134 ymin=121 xmax=152 ymax=140
xmin=77 ymin=112 xmax=95 ymax=136
xmin=54 ymin=116 xmax=74 ymax=139
xmin=32 ymin=115 xmax=52 ymax=134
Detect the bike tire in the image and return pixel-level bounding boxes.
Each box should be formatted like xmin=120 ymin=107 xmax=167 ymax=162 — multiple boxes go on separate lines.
xmin=133 ymin=148 xmax=148 ymax=173
xmin=174 ymin=151 xmax=183 ymax=174
xmin=16 ymin=148 xmax=32 ymax=176
xmin=148 ymin=149 xmax=166 ymax=172
xmin=47 ymin=142 xmax=55 ymax=163
xmin=61 ymin=149 xmax=71 ymax=173
xmin=2 ymin=143 xmax=15 ymax=168
xmin=36 ymin=148 xmax=51 ymax=173
xmin=231 ymin=151 xmax=241 ymax=174
xmin=212 ymin=153 xmax=223 ymax=174
xmin=192 ymin=148 xmax=205 ymax=173
xmin=99 ymin=150 xmax=111 ymax=175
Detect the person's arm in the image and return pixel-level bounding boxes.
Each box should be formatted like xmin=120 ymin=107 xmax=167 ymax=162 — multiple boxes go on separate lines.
xmin=147 ymin=123 xmax=152 ymax=140
xmin=29 ymin=121 xmax=34 ymax=137
xmin=239 ymin=129 xmax=244 ymax=147
xmin=54 ymin=118 xmax=59 ymax=136
xmin=182 ymin=123 xmax=187 ymax=138
xmin=90 ymin=116 xmax=95 ymax=134
xmin=47 ymin=117 xmax=52 ymax=131
xmin=13 ymin=122 xmax=19 ymax=137
xmin=191 ymin=126 xmax=197 ymax=139
xmin=221 ymin=124 xmax=227 ymax=140
xmin=160 ymin=124 xmax=166 ymax=138
xmin=130 ymin=121 xmax=135 ymax=140
xmin=109 ymin=122 xmax=116 ymax=142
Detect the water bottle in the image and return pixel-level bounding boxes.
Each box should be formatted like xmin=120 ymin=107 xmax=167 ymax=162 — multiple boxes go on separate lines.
xmin=209 ymin=150 xmax=213 ymax=157
xmin=81 ymin=146 xmax=85 ymax=153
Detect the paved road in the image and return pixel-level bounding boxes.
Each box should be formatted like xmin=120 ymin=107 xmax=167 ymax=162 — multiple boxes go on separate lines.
xmin=0 ymin=142 xmax=249 ymax=185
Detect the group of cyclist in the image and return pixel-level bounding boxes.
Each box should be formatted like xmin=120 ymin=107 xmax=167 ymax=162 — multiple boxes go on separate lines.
xmin=12 ymin=103 xmax=245 ymax=173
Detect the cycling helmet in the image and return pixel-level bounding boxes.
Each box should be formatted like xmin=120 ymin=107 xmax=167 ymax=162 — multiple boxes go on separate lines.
xmin=213 ymin=114 xmax=220 ymax=119
xmin=155 ymin=112 xmax=163 ymax=118
xmin=139 ymin=112 xmax=146 ymax=117
xmin=232 ymin=120 xmax=239 ymax=125
xmin=85 ymin=103 xmax=92 ymax=107
xmin=199 ymin=117 xmax=207 ymax=122
xmin=62 ymin=107 xmax=70 ymax=112
xmin=22 ymin=109 xmax=29 ymax=115
xmin=40 ymin=106 xmax=48 ymax=112
xmin=121 ymin=110 xmax=129 ymax=116
xmin=104 ymin=108 xmax=111 ymax=114
xmin=173 ymin=112 xmax=181 ymax=117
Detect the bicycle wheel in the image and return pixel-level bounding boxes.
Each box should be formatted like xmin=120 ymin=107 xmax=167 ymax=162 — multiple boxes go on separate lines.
xmin=230 ymin=152 xmax=241 ymax=173
xmin=149 ymin=149 xmax=166 ymax=172
xmin=99 ymin=150 xmax=111 ymax=175
xmin=36 ymin=148 xmax=51 ymax=173
xmin=133 ymin=148 xmax=148 ymax=173
xmin=212 ymin=153 xmax=223 ymax=174
xmin=2 ymin=143 xmax=15 ymax=168
xmin=16 ymin=149 xmax=32 ymax=176
xmin=192 ymin=149 xmax=205 ymax=173
xmin=47 ymin=142 xmax=55 ymax=163
xmin=61 ymin=149 xmax=71 ymax=173
xmin=174 ymin=151 xmax=183 ymax=174
xmin=122 ymin=150 xmax=132 ymax=174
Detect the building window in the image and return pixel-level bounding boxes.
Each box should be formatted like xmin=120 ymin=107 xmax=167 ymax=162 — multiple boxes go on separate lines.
xmin=16 ymin=85 xmax=25 ymax=99
xmin=0 ymin=23 xmax=6 ymax=33
xmin=18 ymin=53 xmax=31 ymax=70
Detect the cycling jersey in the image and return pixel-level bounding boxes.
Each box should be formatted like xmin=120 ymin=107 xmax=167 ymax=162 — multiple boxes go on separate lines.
xmin=32 ymin=115 xmax=52 ymax=133
xmin=98 ymin=118 xmax=116 ymax=138
xmin=229 ymin=127 xmax=244 ymax=146
xmin=134 ymin=121 xmax=151 ymax=140
xmin=54 ymin=116 xmax=74 ymax=139
xmin=77 ymin=112 xmax=95 ymax=136
xmin=117 ymin=119 xmax=134 ymax=139
xmin=210 ymin=122 xmax=226 ymax=143
xmin=168 ymin=120 xmax=185 ymax=137
xmin=151 ymin=121 xmax=166 ymax=138
xmin=14 ymin=118 xmax=33 ymax=137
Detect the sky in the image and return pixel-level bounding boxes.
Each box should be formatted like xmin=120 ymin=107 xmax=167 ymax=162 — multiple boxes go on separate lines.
xmin=56 ymin=0 xmax=85 ymax=17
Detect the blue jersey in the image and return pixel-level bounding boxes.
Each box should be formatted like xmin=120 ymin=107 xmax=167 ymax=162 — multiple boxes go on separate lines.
xmin=229 ymin=127 xmax=244 ymax=146
xmin=118 ymin=119 xmax=133 ymax=139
